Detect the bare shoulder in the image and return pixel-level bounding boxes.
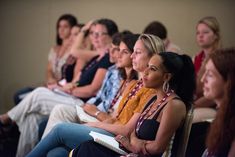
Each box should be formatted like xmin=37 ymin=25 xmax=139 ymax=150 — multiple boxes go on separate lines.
xmin=52 ymin=45 xmax=60 ymax=52
xmin=164 ymin=98 xmax=186 ymax=115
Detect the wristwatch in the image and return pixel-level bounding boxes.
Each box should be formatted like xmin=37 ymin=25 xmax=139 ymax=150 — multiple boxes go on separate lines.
xmin=95 ymin=111 xmax=101 ymax=117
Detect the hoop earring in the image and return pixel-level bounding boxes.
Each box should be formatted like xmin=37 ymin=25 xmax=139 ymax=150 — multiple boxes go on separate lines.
xmin=163 ymin=81 xmax=169 ymax=93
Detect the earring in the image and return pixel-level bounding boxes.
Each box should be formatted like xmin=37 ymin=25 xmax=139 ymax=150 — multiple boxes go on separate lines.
xmin=163 ymin=81 xmax=169 ymax=93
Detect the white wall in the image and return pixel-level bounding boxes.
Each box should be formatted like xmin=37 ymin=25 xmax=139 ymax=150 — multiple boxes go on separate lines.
xmin=0 ymin=0 xmax=235 ymax=113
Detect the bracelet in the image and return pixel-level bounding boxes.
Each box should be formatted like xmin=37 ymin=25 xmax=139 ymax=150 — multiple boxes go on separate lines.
xmin=95 ymin=111 xmax=101 ymax=117
xmin=143 ymin=142 xmax=151 ymax=155
xmin=73 ymin=82 xmax=79 ymax=87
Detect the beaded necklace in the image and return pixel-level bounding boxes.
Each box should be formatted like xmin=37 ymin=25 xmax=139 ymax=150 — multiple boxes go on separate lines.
xmin=74 ymin=55 xmax=101 ymax=86
xmin=116 ymin=79 xmax=143 ymax=118
xmin=108 ymin=80 xmax=130 ymax=113
xmin=83 ymin=51 xmax=108 ymax=72
xmin=83 ymin=56 xmax=99 ymax=72
xmin=135 ymin=90 xmax=174 ymax=133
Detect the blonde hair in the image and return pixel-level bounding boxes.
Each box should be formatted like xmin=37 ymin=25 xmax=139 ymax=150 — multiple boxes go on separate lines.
xmin=138 ymin=34 xmax=165 ymax=56
xmin=197 ymin=16 xmax=222 ymax=50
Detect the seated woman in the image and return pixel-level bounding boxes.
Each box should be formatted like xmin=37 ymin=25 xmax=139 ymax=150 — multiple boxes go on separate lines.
xmin=0 ymin=18 xmax=118 ymax=157
xmin=201 ymin=48 xmax=235 ymax=157
xmin=70 ymin=51 xmax=195 ymax=157
xmin=193 ymin=16 xmax=221 ymax=123
xmin=187 ymin=16 xmax=222 ymax=157
xmin=41 ymin=32 xmax=139 ymax=138
xmin=14 ymin=14 xmax=78 ymax=104
xmin=143 ymin=21 xmax=181 ymax=54
xmin=59 ymin=23 xmax=91 ymax=83
xmin=25 ymin=34 xmax=165 ymax=157
xmin=59 ymin=20 xmax=97 ymax=85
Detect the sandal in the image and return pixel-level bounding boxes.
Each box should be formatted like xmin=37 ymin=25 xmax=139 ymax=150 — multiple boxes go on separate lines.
xmin=0 ymin=114 xmax=13 ymax=126
xmin=0 ymin=121 xmax=16 ymax=139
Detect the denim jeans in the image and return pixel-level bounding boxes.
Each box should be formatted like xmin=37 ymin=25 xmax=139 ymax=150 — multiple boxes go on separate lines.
xmin=26 ymin=122 xmax=114 ymax=157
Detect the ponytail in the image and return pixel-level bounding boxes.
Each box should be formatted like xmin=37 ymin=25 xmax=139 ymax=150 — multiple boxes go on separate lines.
xmin=159 ymin=52 xmax=196 ymax=106
xmin=176 ymin=55 xmax=196 ymax=105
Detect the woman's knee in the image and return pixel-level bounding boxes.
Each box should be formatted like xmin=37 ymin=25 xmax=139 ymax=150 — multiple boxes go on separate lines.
xmin=51 ymin=123 xmax=71 ymax=136
xmin=51 ymin=123 xmax=89 ymax=139
xmin=52 ymin=104 xmax=72 ymax=114
xmin=50 ymin=104 xmax=75 ymax=119
xmin=50 ymin=105 xmax=66 ymax=116
xmin=33 ymin=87 xmax=50 ymax=94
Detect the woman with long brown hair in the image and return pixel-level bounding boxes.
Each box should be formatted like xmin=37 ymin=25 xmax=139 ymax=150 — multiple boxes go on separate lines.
xmin=201 ymin=48 xmax=235 ymax=157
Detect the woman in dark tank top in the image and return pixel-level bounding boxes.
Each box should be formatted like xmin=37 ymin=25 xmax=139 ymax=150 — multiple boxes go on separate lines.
xmin=135 ymin=96 xmax=182 ymax=141
xmin=122 ymin=53 xmax=195 ymax=156
xmin=72 ymin=51 xmax=195 ymax=157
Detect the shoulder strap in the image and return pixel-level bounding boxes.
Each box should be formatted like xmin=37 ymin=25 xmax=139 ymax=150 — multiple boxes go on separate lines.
xmin=153 ymin=97 xmax=181 ymax=120
xmin=142 ymin=95 xmax=157 ymax=112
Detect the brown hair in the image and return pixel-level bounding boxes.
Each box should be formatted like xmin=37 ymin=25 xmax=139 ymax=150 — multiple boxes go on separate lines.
xmin=206 ymin=48 xmax=235 ymax=156
xmin=197 ymin=16 xmax=222 ymax=51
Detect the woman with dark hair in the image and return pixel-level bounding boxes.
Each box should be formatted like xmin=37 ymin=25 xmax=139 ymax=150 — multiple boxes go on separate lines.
xmin=201 ymin=48 xmax=235 ymax=157
xmin=70 ymin=52 xmax=195 ymax=157
xmin=59 ymin=18 xmax=119 ymax=93
xmin=48 ymin=14 xmax=78 ymax=84
xmin=25 ymin=34 xmax=164 ymax=157
xmin=13 ymin=14 xmax=78 ymax=104
xmin=40 ymin=32 xmax=138 ymax=138
xmin=0 ymin=18 xmax=117 ymax=157
xmin=143 ymin=21 xmax=181 ymax=54
xmin=55 ymin=14 xmax=78 ymax=46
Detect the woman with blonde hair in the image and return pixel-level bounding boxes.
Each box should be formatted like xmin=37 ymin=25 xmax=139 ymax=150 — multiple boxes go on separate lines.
xmin=193 ymin=16 xmax=222 ymax=122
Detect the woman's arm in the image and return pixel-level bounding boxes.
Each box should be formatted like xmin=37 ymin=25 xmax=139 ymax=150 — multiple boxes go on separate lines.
xmin=116 ymin=100 xmax=186 ymax=155
xmin=70 ymin=21 xmax=98 ymax=62
xmin=71 ymin=21 xmax=93 ymax=52
xmin=46 ymin=61 xmax=57 ymax=84
xmin=142 ymin=100 xmax=186 ymax=155
xmin=82 ymin=103 xmax=112 ymax=121
xmin=71 ymin=68 xmax=107 ymax=98
xmin=194 ymin=96 xmax=215 ymax=108
xmin=115 ymin=130 xmax=145 ymax=154
xmin=119 ymin=100 xmax=186 ymax=155
xmin=70 ymin=57 xmax=85 ymax=83
xmin=86 ymin=113 xmax=141 ymax=137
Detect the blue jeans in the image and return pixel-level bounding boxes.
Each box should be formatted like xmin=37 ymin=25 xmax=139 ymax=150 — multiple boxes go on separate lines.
xmin=26 ymin=122 xmax=114 ymax=157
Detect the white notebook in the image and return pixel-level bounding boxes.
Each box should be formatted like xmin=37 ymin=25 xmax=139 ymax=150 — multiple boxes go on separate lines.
xmin=52 ymin=88 xmax=75 ymax=98
xmin=75 ymin=105 xmax=99 ymax=123
xmin=89 ymin=131 xmax=128 ymax=155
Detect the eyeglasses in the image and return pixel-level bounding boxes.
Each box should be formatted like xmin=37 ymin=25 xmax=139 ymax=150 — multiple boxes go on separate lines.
xmin=89 ymin=31 xmax=108 ymax=37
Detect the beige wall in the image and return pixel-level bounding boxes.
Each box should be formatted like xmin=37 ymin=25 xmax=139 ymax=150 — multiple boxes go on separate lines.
xmin=0 ymin=0 xmax=234 ymax=113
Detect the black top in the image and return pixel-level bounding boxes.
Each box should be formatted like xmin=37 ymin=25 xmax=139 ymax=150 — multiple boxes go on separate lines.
xmin=78 ymin=53 xmax=112 ymax=86
xmin=135 ymin=97 xmax=182 ymax=157
xmin=77 ymin=53 xmax=113 ymax=101
xmin=62 ymin=55 xmax=77 ymax=82
xmin=135 ymin=102 xmax=168 ymax=140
